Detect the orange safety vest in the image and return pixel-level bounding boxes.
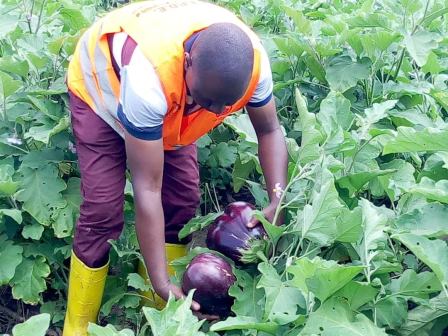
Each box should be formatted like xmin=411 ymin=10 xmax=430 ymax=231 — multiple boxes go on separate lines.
xmin=67 ymin=0 xmax=261 ymax=150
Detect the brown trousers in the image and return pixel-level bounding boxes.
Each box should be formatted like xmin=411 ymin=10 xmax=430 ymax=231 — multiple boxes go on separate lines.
xmin=69 ymin=91 xmax=200 ymax=268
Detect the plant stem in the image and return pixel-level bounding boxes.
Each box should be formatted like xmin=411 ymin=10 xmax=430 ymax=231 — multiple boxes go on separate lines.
xmin=34 ymin=0 xmax=47 ymax=34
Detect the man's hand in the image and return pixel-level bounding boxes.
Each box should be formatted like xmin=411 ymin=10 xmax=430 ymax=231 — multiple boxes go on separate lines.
xmin=155 ymin=280 xmax=220 ymax=321
xmin=247 ymin=202 xmax=282 ymax=228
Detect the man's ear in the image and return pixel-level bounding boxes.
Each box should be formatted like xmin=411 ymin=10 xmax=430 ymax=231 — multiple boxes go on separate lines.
xmin=184 ymin=52 xmax=192 ymax=70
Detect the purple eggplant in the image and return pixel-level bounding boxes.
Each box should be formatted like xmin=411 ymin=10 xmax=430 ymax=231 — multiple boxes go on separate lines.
xmin=206 ymin=201 xmax=266 ymax=263
xmin=182 ymin=253 xmax=236 ymax=317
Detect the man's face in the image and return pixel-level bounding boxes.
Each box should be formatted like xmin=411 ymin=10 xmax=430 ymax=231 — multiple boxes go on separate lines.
xmin=184 ymin=52 xmax=243 ymax=115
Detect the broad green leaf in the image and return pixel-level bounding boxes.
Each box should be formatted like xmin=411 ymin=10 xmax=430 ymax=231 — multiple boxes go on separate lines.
xmin=334 ymin=281 xmax=378 ymax=310
xmin=142 ymin=291 xmax=205 ymax=336
xmin=0 ymin=15 xmax=18 ymax=39
xmin=127 ymin=273 xmax=150 ymax=291
xmin=273 ymin=36 xmax=305 ymax=58
xmin=406 ymin=177 xmax=448 ymax=203
xmin=60 ymin=8 xmax=91 ymax=32
xmin=335 ymin=207 xmax=363 ymax=243
xmin=287 ymin=257 xmax=363 ymax=302
xmin=337 ymin=169 xmax=396 ymax=197
xmin=25 ymin=115 xmax=70 ymax=144
xmin=357 ymin=100 xmax=397 ymax=139
xmin=178 ymin=211 xmax=222 ymax=240
xmin=11 ymin=256 xmax=51 ymax=304
xmin=0 ymin=235 xmax=23 ymax=285
xmin=300 ymin=297 xmax=388 ymax=335
xmin=295 ymin=88 xmax=323 ymax=164
xmin=0 ymin=57 xmax=29 ymax=78
xmin=22 ymin=223 xmax=44 ymax=240
xmin=20 ymin=148 xmax=65 ymax=169
xmin=395 ymin=203 xmax=448 ymax=238
xmin=378 ymin=159 xmax=415 ymax=201
xmin=355 ymin=199 xmax=393 ymax=277
xmin=254 ymin=210 xmax=285 ymax=245
xmin=12 ymin=313 xmax=50 ymax=336
xmin=325 ymin=56 xmax=370 ymax=93
xmin=224 ymin=113 xmax=258 ymax=144
xmin=16 ymin=165 xmax=66 ymax=225
xmin=232 ymin=157 xmax=255 ymax=193
xmin=390 ymin=269 xmax=442 ymax=299
xmin=0 ymin=70 xmax=21 ymax=99
xmin=283 ymin=7 xmax=312 ymax=34
xmin=432 ymin=89 xmax=448 ymax=112
xmin=301 ymin=169 xmax=344 ymax=245
xmin=52 ymin=177 xmax=82 ymax=238
xmin=0 ymin=208 xmax=22 ymax=224
xmin=393 ymin=234 xmax=448 ymax=291
xmin=229 ymin=269 xmax=265 ymax=320
xmin=207 ymin=143 xmax=237 ymax=168
xmin=87 ymin=323 xmax=135 ymax=336
xmin=383 ymin=127 xmax=448 ymax=154
xmin=404 ymin=31 xmax=440 ymax=67
xmin=210 ymin=316 xmax=278 ymax=334
xmin=318 ymin=91 xmax=353 ymax=133
xmin=375 ymin=296 xmax=408 ymax=328
xmin=0 ymin=164 xmax=19 ymax=196
xmin=258 ymin=262 xmax=304 ymax=324
xmin=359 ymin=31 xmax=400 ymax=60
xmin=422 ymin=52 xmax=442 ymax=74
xmin=398 ymin=292 xmax=448 ymax=335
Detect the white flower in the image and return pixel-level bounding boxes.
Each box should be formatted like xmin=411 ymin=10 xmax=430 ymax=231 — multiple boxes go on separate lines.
xmin=273 ymin=182 xmax=284 ymax=199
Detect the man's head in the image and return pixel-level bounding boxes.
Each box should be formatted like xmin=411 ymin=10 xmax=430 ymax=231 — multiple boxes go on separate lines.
xmin=184 ymin=22 xmax=254 ymax=114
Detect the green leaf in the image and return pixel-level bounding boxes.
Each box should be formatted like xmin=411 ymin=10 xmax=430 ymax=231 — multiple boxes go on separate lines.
xmin=0 ymin=57 xmax=29 ymax=78
xmin=0 ymin=208 xmax=22 ymax=224
xmin=406 ymin=177 xmax=448 ymax=203
xmin=357 ymin=100 xmax=397 ymax=139
xmin=87 ymin=323 xmax=135 ymax=336
xmin=404 ymin=31 xmax=440 ymax=67
xmin=210 ymin=316 xmax=278 ymax=334
xmin=229 ymin=269 xmax=265 ymax=320
xmin=224 ymin=113 xmax=258 ymax=144
xmin=22 ymin=223 xmax=44 ymax=240
xmin=300 ymin=297 xmax=388 ymax=335
xmin=337 ymin=169 xmax=396 ymax=197
xmin=318 ymin=91 xmax=353 ymax=132
xmin=300 ymin=169 xmax=344 ymax=245
xmin=395 ymin=203 xmax=448 ymax=238
xmin=325 ymin=56 xmax=371 ymax=93
xmin=16 ymin=165 xmax=67 ymax=225
xmin=12 ymin=313 xmax=50 ymax=336
xmin=52 ymin=177 xmax=82 ymax=238
xmin=258 ymin=262 xmax=304 ymax=324
xmin=0 ymin=164 xmax=19 ymax=196
xmin=60 ymin=8 xmax=91 ymax=32
xmin=178 ymin=211 xmax=222 ymax=240
xmin=0 ymin=235 xmax=23 ymax=285
xmin=383 ymin=127 xmax=448 ymax=154
xmin=398 ymin=292 xmax=448 ymax=335
xmin=142 ymin=291 xmax=205 ymax=336
xmin=334 ymin=281 xmax=378 ymax=310
xmin=127 ymin=273 xmax=150 ymax=291
xmin=0 ymin=70 xmax=21 ymax=100
xmin=287 ymin=257 xmax=363 ymax=302
xmin=295 ymin=88 xmax=323 ymax=165
xmin=11 ymin=256 xmax=51 ymax=304
xmin=390 ymin=269 xmax=442 ymax=300
xmin=0 ymin=15 xmax=18 ymax=39
xmin=359 ymin=31 xmax=400 ymax=60
xmin=25 ymin=115 xmax=70 ymax=144
xmin=375 ymin=296 xmax=408 ymax=328
xmin=393 ymin=234 xmax=448 ymax=292
xmin=355 ymin=199 xmax=393 ymax=274
xmin=207 ymin=143 xmax=237 ymax=168
xmin=253 ymin=210 xmax=285 ymax=245
xmin=378 ymin=159 xmax=415 ymax=201
xmin=335 ymin=207 xmax=363 ymax=243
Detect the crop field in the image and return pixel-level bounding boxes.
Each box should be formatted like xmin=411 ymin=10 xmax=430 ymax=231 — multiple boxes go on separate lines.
xmin=1 ymin=0 xmax=448 ymax=335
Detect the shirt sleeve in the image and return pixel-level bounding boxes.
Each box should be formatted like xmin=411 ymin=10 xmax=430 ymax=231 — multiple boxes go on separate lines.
xmin=117 ymin=45 xmax=168 ymax=141
xmin=247 ymin=45 xmax=274 ymax=108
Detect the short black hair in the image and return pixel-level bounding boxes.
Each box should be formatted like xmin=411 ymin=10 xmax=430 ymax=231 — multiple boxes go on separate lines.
xmin=192 ymin=22 xmax=254 ymax=97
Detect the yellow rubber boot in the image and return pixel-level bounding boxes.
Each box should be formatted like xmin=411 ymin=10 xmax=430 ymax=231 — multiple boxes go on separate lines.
xmin=63 ymin=251 xmax=109 ymax=336
xmin=137 ymin=243 xmax=187 ymax=309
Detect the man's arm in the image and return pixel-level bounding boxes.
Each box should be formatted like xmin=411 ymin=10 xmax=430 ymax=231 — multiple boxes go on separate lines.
xmin=124 ymin=132 xmax=198 ymax=308
xmin=246 ymin=96 xmax=287 ymax=226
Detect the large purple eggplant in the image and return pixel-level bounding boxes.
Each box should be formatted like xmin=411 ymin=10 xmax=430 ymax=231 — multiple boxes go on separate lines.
xmin=182 ymin=253 xmax=236 ymax=317
xmin=206 ymin=201 xmax=266 ymax=263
